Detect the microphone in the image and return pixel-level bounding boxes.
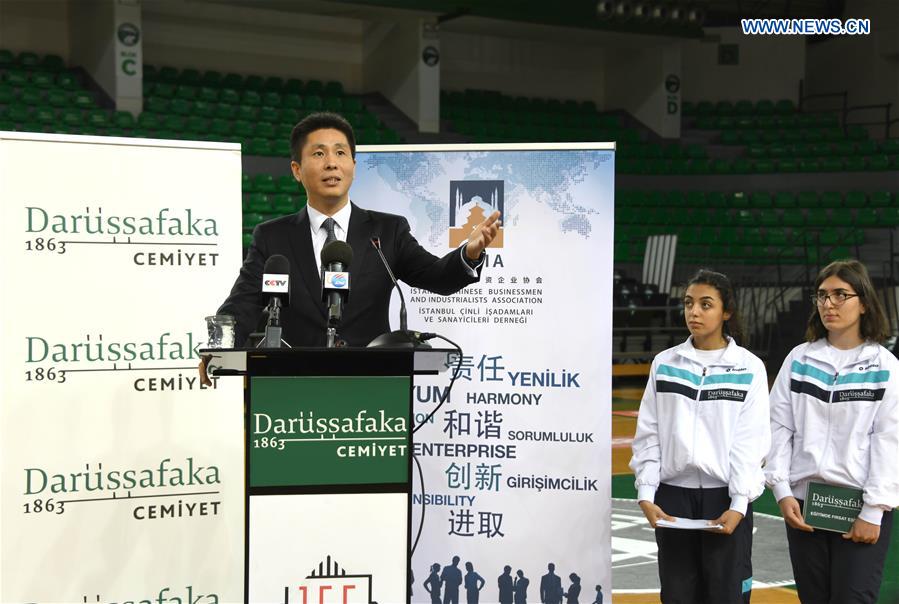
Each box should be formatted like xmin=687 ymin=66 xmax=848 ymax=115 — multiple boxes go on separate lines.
xmin=367 ymin=236 xmax=434 ymax=348
xmin=321 ymin=240 xmax=353 ymax=347
xmin=261 ymin=254 xmax=290 ymax=348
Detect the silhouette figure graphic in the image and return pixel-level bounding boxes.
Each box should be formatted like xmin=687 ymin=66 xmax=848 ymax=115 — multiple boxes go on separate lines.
xmin=498 ymin=565 xmax=514 ymax=604
xmin=564 ymin=573 xmax=581 ymax=604
xmin=513 ymin=569 xmax=530 ymax=604
xmin=441 ymin=556 xmax=463 ymax=604
xmin=591 ymin=585 xmax=603 ymax=604
xmin=540 ymin=563 xmax=563 ymax=604
xmin=424 ymin=563 xmax=442 ymax=604
xmin=464 ymin=561 xmax=486 ymax=604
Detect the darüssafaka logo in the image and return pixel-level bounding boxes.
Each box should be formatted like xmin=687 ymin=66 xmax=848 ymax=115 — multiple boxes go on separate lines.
xmin=449 ymin=180 xmax=504 ymax=248
xmin=24 ymin=331 xmax=218 ymax=392
xmin=283 ymin=555 xmax=375 ymax=604
xmin=24 ymin=206 xmax=221 ymax=267
xmin=23 ymin=457 xmax=222 ymax=522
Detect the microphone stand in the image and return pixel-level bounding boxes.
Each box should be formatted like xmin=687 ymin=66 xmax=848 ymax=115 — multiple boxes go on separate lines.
xmin=261 ymin=298 xmax=290 ymax=348
xmin=367 ymin=238 xmax=431 ymax=349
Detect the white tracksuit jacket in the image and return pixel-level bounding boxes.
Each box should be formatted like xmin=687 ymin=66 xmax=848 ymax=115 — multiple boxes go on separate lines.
xmin=765 ymin=339 xmax=899 ymax=525
xmin=630 ymin=337 xmax=771 ymax=515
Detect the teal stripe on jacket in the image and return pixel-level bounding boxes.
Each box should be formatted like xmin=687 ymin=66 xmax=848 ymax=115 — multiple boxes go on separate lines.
xmin=704 ymin=372 xmax=754 ymax=385
xmin=791 ymin=360 xmax=834 ymax=386
xmin=657 ymin=364 xmax=702 ymax=385
xmin=836 ymin=369 xmax=890 ymax=385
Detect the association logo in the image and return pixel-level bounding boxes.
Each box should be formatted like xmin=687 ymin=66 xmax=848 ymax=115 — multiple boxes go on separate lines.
xmin=449 ymin=180 xmax=504 ymax=248
xmin=330 ymin=273 xmax=348 ymax=288
xmin=117 ymin=22 xmax=141 ymax=46
xmin=283 ymin=555 xmax=374 ymax=603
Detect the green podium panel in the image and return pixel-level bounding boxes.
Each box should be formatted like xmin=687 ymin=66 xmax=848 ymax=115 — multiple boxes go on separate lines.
xmin=242 ymin=349 xmax=414 ymax=604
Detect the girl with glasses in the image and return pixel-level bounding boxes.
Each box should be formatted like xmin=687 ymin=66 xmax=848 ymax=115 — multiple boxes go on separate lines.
xmin=631 ymin=269 xmax=770 ymax=603
xmin=766 ymin=259 xmax=898 ymax=603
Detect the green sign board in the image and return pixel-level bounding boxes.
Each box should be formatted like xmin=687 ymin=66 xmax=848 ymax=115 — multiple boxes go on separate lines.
xmin=803 ymin=481 xmax=864 ymax=533
xmin=249 ymin=375 xmax=410 ymax=488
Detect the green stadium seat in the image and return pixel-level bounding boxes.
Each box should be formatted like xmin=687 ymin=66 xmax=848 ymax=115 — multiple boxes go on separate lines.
xmin=756 ymin=100 xmax=775 ymax=115
xmin=253 ymin=173 xmax=277 ymax=193
xmin=190 ymin=100 xmax=215 ymax=118
xmin=242 ymin=90 xmax=262 ymax=106
xmin=282 ymin=94 xmax=303 ymax=110
xmin=157 ymin=66 xmax=179 ymax=83
xmin=255 ymin=122 xmax=276 ymax=138
xmin=304 ymin=95 xmax=323 ymax=110
xmin=163 ymin=115 xmax=187 ymax=131
xmin=31 ymin=72 xmax=54 ymax=88
xmin=222 ymin=73 xmax=244 ymax=89
xmin=244 ymin=193 xmax=271 ymax=213
xmin=59 ymin=108 xmax=81 ymax=127
xmin=0 ymin=84 xmax=13 ymax=104
xmin=56 ymin=73 xmax=79 ymax=89
xmin=113 ymin=111 xmax=135 ymax=128
xmin=170 ymin=99 xmax=192 ymax=115
xmin=19 ymin=88 xmax=42 ymax=105
xmin=830 ymin=209 xmax=853 ymax=225
xmin=41 ymin=55 xmax=65 ymax=71
xmin=3 ymin=69 xmax=28 ymax=86
xmin=855 ymin=209 xmax=878 ymax=227
xmin=243 ymin=212 xmax=267 ymax=229
xmin=819 ymin=192 xmax=842 ymax=208
xmin=807 ymin=209 xmax=831 ymax=227
xmin=305 ymin=80 xmax=324 ymax=96
xmin=200 ymin=70 xmax=223 ymax=88
xmin=324 ymin=81 xmax=344 ymax=97
xmin=820 ymin=157 xmax=843 ymax=171
xmin=258 ymin=106 xmax=278 ymax=123
xmin=32 ymin=107 xmax=55 ymax=125
xmin=271 ymin=193 xmax=296 ymax=213
xmin=880 ymin=208 xmax=899 ymax=226
xmin=844 ymin=191 xmax=866 ymax=208
xmin=186 ymin=116 xmax=207 ymax=133
xmin=219 ymin=88 xmax=240 ymax=105
xmin=758 ymin=209 xmax=779 ymax=227
xmin=246 ymin=138 xmax=273 ymax=156
xmin=175 ymin=68 xmax=200 ymax=86
xmin=284 ymin=78 xmax=303 ymax=94
xmin=242 ymin=231 xmax=253 ymax=247
xmin=846 ymin=125 xmax=868 ymax=140
xmin=144 ymin=97 xmax=169 ymax=113
xmin=244 ymin=75 xmax=264 ymax=91
xmin=17 ymin=51 xmax=39 ymax=68
xmin=235 ymin=105 xmax=258 ymax=121
xmin=137 ymin=112 xmax=161 ymax=129
xmin=868 ymin=191 xmax=892 ymax=207
xmin=753 ymin=159 xmax=775 ymax=173
xmin=0 ymin=49 xmax=15 ymax=67
xmin=262 ymin=76 xmax=284 ymax=92
xmin=232 ymin=120 xmax=254 ymax=137
xmin=213 ymin=103 xmax=236 ymax=119
xmin=323 ymin=96 xmax=343 ymax=112
xmin=866 ymin=155 xmax=889 ymax=170
xmin=844 ymin=156 xmax=866 ymax=171
xmin=344 ymin=97 xmax=363 ymax=113
xmin=782 ymin=208 xmax=804 ymax=226
xmin=174 ymin=85 xmax=197 ymax=100
xmin=7 ymin=105 xmax=29 ymax=123
xmin=777 ymin=158 xmax=798 ymax=172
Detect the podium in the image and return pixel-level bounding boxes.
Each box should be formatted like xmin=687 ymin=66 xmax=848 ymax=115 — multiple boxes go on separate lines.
xmin=202 ymin=347 xmax=455 ymax=604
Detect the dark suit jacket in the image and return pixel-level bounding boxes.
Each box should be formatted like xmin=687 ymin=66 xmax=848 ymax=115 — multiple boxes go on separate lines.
xmin=218 ymin=203 xmax=480 ymax=347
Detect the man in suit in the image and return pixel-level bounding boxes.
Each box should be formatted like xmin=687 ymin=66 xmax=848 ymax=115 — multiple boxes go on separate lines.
xmin=498 ymin=565 xmax=514 ymax=604
xmin=210 ymin=112 xmax=500 ymax=352
xmin=540 ymin=563 xmax=563 ymax=604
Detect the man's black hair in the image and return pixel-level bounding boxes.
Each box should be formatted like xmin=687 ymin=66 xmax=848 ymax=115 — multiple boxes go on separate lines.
xmin=289 ymin=111 xmax=356 ymax=162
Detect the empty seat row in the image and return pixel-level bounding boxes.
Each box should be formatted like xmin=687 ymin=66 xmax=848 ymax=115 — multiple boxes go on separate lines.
xmin=618 ymin=190 xmax=896 ymax=209
xmin=144 ymin=65 xmax=343 ymax=96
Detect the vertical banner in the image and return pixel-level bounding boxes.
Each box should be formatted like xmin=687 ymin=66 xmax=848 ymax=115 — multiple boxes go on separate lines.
xmin=354 ymin=143 xmax=614 ymax=603
xmin=0 ymin=132 xmax=244 ymax=603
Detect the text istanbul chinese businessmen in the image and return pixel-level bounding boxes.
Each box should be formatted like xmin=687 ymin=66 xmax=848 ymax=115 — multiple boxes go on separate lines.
xmin=215 ymin=112 xmax=500 ymax=349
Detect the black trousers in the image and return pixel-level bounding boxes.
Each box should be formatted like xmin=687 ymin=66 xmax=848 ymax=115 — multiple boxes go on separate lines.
xmin=786 ymin=500 xmax=893 ymax=604
xmin=654 ymin=483 xmax=753 ymax=604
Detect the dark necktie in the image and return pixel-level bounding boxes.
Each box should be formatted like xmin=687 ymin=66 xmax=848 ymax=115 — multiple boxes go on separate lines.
xmin=322 ymin=217 xmax=337 ymax=245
